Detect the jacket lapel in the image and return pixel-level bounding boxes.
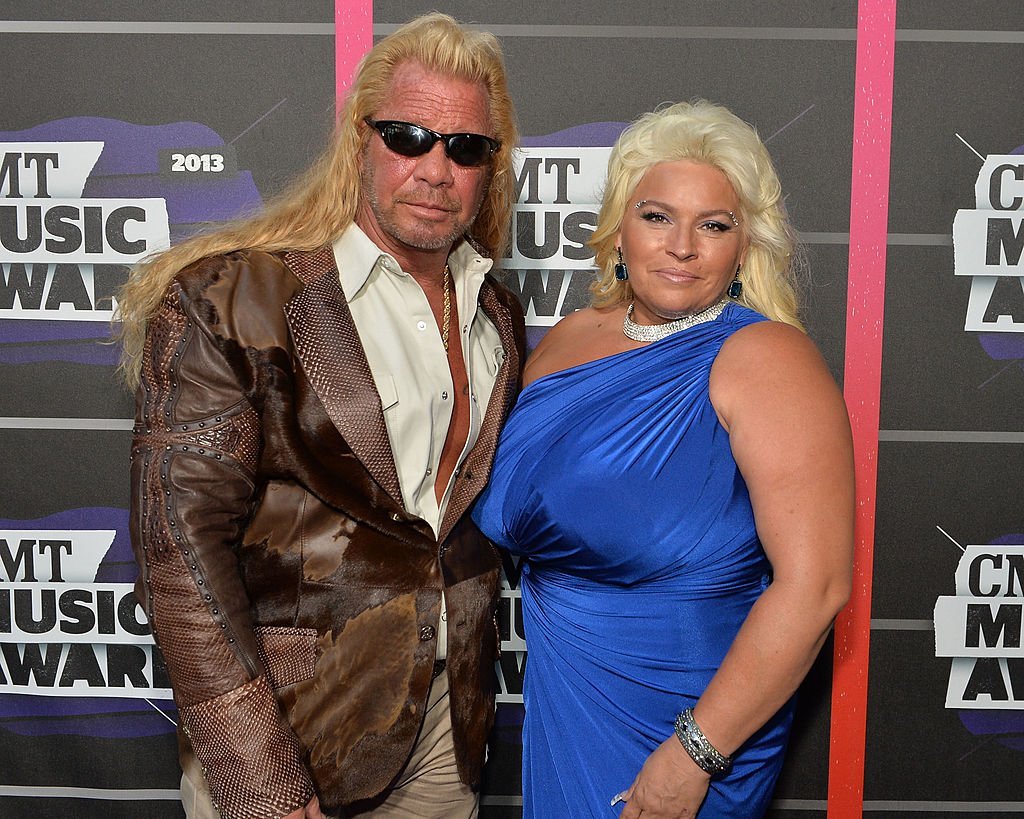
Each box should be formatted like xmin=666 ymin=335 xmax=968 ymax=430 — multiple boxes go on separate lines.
xmin=283 ymin=247 xmax=403 ymax=506
xmin=439 ymin=279 xmax=522 ymax=542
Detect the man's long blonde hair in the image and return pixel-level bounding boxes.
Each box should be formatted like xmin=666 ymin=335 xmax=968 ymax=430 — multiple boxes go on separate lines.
xmin=116 ymin=12 xmax=518 ymax=389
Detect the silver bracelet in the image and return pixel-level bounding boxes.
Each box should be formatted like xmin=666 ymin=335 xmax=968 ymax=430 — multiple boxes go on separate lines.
xmin=673 ymin=707 xmax=732 ymax=776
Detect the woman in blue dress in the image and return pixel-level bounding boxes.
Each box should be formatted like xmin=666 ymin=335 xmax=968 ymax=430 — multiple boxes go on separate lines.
xmin=473 ymin=101 xmax=855 ymax=818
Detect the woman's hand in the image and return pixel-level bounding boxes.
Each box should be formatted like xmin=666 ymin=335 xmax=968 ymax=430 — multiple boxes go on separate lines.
xmin=284 ymin=795 xmax=324 ymax=819
xmin=617 ymin=737 xmax=711 ymax=818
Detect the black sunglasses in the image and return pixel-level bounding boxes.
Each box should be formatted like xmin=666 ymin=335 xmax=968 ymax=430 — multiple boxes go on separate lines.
xmin=364 ymin=119 xmax=500 ymax=167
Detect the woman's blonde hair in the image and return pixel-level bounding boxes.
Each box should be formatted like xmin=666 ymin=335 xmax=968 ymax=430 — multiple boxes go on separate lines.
xmin=589 ymin=100 xmax=804 ymax=329
xmin=117 ymin=12 xmax=518 ymax=388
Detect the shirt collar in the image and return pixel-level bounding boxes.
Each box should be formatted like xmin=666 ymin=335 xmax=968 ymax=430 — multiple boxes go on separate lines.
xmin=333 ymin=223 xmax=494 ymax=299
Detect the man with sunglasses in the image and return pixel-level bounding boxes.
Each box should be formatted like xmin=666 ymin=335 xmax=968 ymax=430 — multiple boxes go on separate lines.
xmin=119 ymin=12 xmax=525 ymax=819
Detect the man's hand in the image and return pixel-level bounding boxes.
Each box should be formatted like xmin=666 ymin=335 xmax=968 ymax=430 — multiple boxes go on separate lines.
xmin=617 ymin=737 xmax=711 ymax=818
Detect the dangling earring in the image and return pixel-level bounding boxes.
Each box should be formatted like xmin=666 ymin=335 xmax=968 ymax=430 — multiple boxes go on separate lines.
xmin=727 ymin=265 xmax=742 ymax=299
xmin=614 ymin=247 xmax=629 ymax=281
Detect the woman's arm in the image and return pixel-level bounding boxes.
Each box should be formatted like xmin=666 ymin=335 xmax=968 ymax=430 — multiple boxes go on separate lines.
xmin=699 ymin=320 xmax=854 ymax=750
xmin=620 ymin=321 xmax=854 ymax=818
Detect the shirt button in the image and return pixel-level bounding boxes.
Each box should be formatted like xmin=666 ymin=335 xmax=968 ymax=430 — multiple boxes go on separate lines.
xmin=419 ymin=624 xmax=436 ymax=641
xmin=425 ymin=467 xmax=433 ymax=475
xmin=441 ymin=391 xmax=449 ymax=400
xmin=416 ymin=320 xmax=427 ymax=331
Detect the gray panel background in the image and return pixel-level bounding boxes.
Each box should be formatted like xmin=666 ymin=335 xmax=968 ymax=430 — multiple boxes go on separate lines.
xmin=2 ymin=1 xmax=1022 ymax=816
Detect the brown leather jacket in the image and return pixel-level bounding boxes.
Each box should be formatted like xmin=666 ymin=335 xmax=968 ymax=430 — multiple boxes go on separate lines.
xmin=129 ymin=246 xmax=525 ymax=819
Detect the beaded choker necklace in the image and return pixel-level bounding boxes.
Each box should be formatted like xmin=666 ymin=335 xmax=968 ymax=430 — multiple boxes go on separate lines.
xmin=622 ymin=298 xmax=728 ymax=343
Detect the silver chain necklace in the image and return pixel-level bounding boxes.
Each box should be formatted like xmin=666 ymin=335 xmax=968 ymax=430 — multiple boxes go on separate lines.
xmin=622 ymin=298 xmax=728 ymax=343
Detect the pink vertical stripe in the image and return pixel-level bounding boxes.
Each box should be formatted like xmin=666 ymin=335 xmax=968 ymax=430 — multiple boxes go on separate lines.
xmin=335 ymin=0 xmax=373 ymax=110
xmin=828 ymin=2 xmax=897 ymax=817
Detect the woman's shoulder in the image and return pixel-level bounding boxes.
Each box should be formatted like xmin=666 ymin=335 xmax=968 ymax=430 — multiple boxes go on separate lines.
xmin=710 ymin=318 xmax=840 ymax=419
xmin=549 ymin=304 xmax=621 ymax=337
xmin=715 ymin=318 xmax=827 ymax=381
xmin=523 ymin=304 xmax=626 ymax=385
xmin=719 ymin=317 xmax=816 ymax=360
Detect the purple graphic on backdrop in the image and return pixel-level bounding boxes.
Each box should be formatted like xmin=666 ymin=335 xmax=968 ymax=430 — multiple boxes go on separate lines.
xmin=1 ymin=117 xmax=264 ymax=365
xmin=0 ymin=506 xmax=135 ymax=582
xmin=521 ymin=121 xmax=625 ymax=148
xmin=0 ymin=507 xmax=176 ymax=739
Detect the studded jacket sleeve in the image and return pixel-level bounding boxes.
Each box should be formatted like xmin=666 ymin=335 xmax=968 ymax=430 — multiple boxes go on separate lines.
xmin=129 ymin=271 xmax=315 ymax=819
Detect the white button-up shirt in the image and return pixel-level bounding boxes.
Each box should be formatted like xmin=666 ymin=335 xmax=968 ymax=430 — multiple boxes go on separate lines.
xmin=332 ymin=224 xmax=504 ymax=656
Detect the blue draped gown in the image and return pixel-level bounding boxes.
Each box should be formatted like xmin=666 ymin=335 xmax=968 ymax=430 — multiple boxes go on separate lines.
xmin=472 ymin=303 xmax=795 ymax=817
